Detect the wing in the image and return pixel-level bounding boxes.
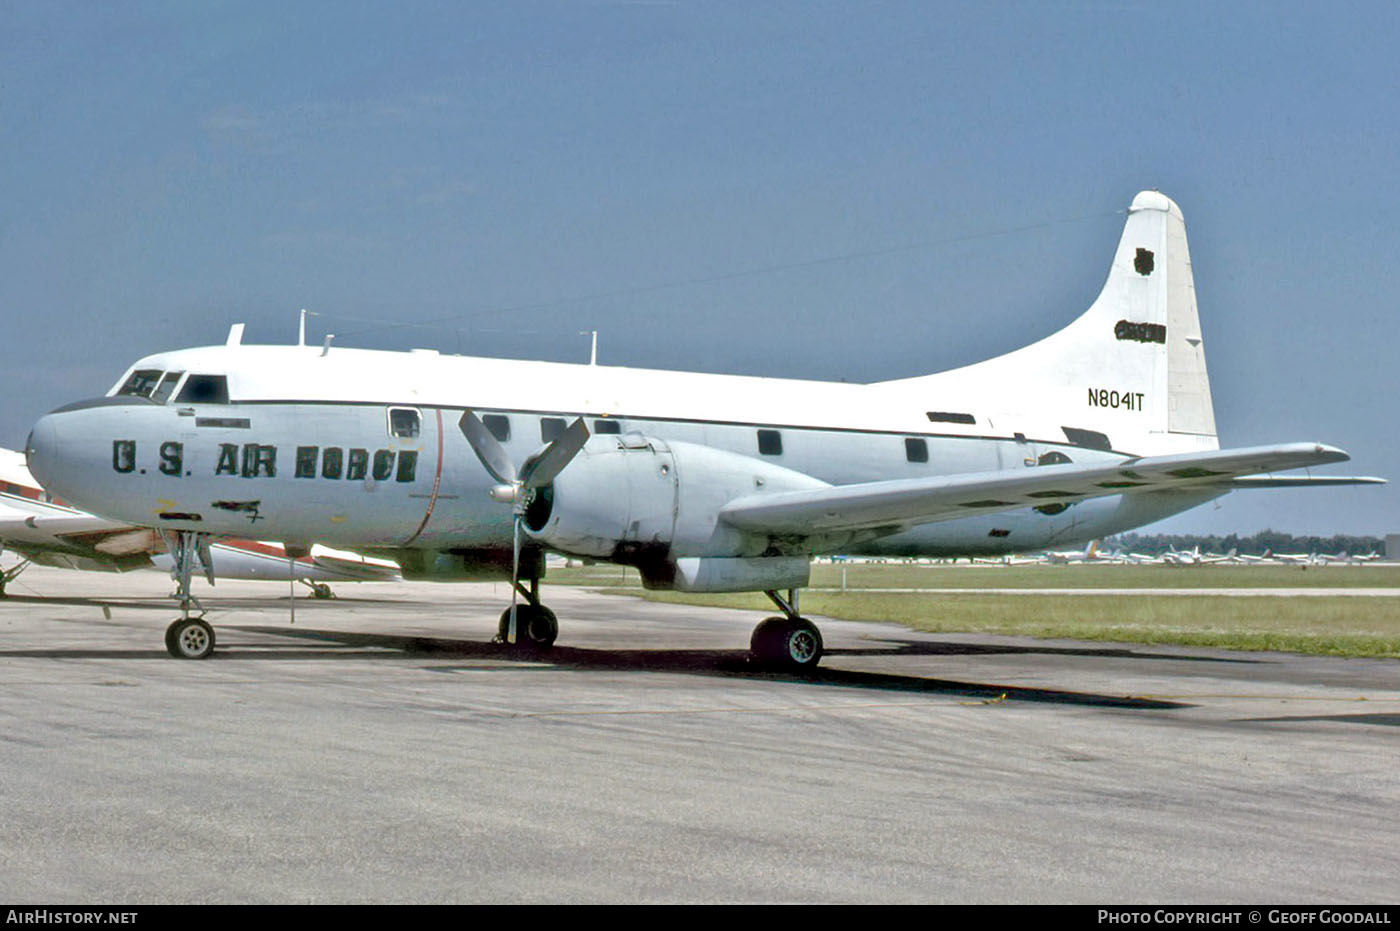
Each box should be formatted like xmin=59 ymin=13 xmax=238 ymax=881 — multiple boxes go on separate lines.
xmin=719 ymin=442 xmax=1374 ymax=537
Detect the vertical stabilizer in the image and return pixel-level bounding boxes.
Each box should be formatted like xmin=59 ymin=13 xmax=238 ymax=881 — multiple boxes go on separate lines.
xmin=884 ymin=191 xmax=1218 ymax=454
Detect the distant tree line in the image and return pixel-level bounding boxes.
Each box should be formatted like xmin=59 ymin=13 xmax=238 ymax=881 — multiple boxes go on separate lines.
xmin=1104 ymin=530 xmax=1385 ymax=557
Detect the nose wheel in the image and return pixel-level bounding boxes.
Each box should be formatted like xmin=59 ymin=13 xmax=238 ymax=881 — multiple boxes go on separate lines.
xmin=165 ymin=618 xmax=216 ymax=659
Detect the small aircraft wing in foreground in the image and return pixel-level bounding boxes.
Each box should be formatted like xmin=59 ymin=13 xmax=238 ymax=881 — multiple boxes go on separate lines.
xmin=0 ymin=448 xmax=398 ymax=596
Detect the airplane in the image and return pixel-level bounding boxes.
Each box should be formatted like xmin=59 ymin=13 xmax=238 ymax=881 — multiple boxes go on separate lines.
xmin=1262 ymin=549 xmax=1320 ymax=566
xmin=0 ymin=446 xmax=399 ymax=598
xmin=1159 ymin=545 xmax=1233 ymax=566
xmin=971 ymin=553 xmax=1044 ymax=566
xmin=22 ymin=191 xmax=1384 ymax=667
xmin=1043 ymin=540 xmax=1107 ymax=564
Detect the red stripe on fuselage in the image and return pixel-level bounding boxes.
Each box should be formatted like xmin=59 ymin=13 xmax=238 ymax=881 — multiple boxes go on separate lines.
xmin=403 ymin=407 xmax=444 ymax=546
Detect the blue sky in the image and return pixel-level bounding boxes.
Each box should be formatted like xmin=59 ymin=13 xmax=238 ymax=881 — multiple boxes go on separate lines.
xmin=2 ymin=1 xmax=1396 ymax=536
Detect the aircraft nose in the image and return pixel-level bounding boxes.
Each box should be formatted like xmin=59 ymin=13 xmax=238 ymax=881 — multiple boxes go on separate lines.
xmin=25 ymin=412 xmax=63 ymax=489
xmin=25 ymin=399 xmax=157 ymax=522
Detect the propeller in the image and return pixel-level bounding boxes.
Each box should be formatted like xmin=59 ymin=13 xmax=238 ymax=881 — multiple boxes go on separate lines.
xmin=459 ymin=411 xmax=590 ymax=642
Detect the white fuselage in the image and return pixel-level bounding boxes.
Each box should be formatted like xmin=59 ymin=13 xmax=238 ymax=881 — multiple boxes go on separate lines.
xmin=24 ymin=343 xmax=1222 ymax=565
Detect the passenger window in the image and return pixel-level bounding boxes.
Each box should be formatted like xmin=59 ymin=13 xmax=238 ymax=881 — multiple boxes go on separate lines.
xmin=150 ymin=371 xmax=185 ymax=404
xmin=593 ymin=419 xmax=622 ymax=435
xmin=905 ymin=438 xmax=928 ymax=463
xmin=116 ymin=369 xmax=163 ymax=398
xmin=176 ymin=375 xmax=230 ymax=405
xmin=757 ymin=429 xmax=783 ymax=456
xmin=482 ymin=414 xmax=510 ymax=442
xmin=388 ymin=408 xmax=421 ymax=439
xmin=540 ymin=418 xmax=566 ymax=443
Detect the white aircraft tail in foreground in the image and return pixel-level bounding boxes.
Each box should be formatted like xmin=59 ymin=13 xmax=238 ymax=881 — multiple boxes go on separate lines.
xmin=25 ymin=191 xmax=1383 ymax=667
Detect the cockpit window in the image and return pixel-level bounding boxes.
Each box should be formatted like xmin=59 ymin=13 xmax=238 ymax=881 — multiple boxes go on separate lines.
xmin=116 ymin=369 xmax=163 ymax=398
xmin=151 ymin=371 xmax=185 ymax=405
xmin=176 ymin=374 xmax=230 ymax=405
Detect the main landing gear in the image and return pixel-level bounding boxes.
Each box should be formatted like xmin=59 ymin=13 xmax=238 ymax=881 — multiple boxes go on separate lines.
xmin=164 ymin=531 xmax=216 ymax=659
xmin=488 ymin=576 xmax=823 ymax=671
xmin=750 ymin=588 xmax=824 ymax=672
xmin=495 ymin=574 xmax=559 ymax=650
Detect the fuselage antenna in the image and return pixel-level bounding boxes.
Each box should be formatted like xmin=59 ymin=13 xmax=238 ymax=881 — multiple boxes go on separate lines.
xmin=299 ymin=308 xmax=319 ymax=347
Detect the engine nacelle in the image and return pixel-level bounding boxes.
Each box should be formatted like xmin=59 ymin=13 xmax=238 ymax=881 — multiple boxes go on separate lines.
xmin=396 ymin=546 xmax=543 ymax=582
xmin=667 ymin=556 xmax=811 ymax=593
xmin=522 ymin=435 xmax=827 ymax=586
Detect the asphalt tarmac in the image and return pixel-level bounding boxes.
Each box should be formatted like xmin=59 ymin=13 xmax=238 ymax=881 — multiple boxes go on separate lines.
xmin=0 ymin=565 xmax=1396 ymax=904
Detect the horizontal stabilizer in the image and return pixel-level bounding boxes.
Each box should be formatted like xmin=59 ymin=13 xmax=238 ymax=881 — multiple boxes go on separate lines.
xmin=719 ymin=443 xmax=1355 ymax=538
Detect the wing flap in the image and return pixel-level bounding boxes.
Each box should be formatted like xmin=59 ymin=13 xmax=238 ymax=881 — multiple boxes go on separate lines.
xmin=719 ymin=442 xmax=1355 ymax=536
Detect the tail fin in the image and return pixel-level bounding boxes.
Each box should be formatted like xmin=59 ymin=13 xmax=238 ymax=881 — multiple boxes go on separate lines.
xmin=886 ymin=191 xmax=1218 ymax=455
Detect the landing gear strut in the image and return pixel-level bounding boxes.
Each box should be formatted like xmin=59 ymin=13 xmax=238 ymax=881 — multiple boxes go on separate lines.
xmin=750 ymin=588 xmax=824 ymax=672
xmin=163 ymin=530 xmax=215 ymax=659
xmin=0 ymin=551 xmax=31 ymax=598
xmin=496 ymin=574 xmax=558 ymax=650
xmin=300 ymin=580 xmax=336 ymax=600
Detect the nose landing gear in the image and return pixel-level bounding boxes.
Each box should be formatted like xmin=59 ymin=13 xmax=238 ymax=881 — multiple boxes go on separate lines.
xmin=163 ymin=531 xmax=215 ymax=659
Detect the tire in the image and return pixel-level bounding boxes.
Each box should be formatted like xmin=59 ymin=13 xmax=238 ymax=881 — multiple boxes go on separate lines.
xmin=498 ymin=604 xmax=559 ymax=650
xmin=751 ymin=616 xmax=823 ymax=672
xmin=166 ymin=618 xmax=216 ymax=659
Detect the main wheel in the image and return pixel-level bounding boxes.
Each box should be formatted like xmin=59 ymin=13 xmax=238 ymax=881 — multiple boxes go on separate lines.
xmin=497 ymin=604 xmax=559 ymax=649
xmin=750 ymin=616 xmax=823 ymax=672
xmin=166 ymin=618 xmax=216 ymax=659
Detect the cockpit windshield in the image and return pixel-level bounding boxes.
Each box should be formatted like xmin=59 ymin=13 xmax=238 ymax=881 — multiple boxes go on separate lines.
xmin=115 ymin=369 xmax=164 ymax=398
xmin=151 ymin=371 xmax=184 ymax=404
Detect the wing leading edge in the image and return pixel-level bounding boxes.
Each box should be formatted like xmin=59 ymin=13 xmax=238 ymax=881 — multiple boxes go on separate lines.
xmin=718 ymin=443 xmax=1379 ymax=538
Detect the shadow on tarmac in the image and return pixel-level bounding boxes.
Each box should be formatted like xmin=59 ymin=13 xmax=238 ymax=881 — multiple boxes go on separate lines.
xmin=1242 ymin=712 xmax=1400 ymax=728
xmin=203 ymin=625 xmax=1191 ymax=710
xmin=0 ymin=591 xmax=1214 ymax=710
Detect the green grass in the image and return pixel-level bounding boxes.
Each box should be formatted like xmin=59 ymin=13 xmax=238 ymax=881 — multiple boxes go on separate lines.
xmin=545 ymin=562 xmax=1400 ymax=658
xmin=804 ymin=562 xmax=1400 ymax=590
xmin=550 ymin=562 xmax=1400 ymax=590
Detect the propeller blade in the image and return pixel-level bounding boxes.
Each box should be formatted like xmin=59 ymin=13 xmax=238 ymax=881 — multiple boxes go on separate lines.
xmin=521 ymin=417 xmax=590 ymax=490
xmin=459 ymin=410 xmax=517 ymax=485
xmin=507 ymin=515 xmax=520 ymax=644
